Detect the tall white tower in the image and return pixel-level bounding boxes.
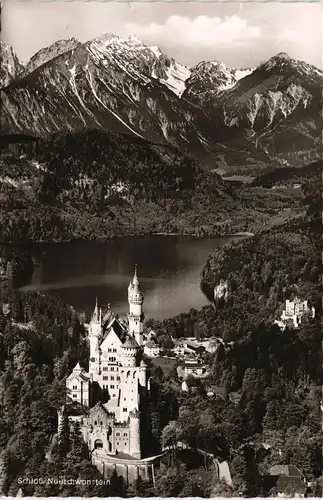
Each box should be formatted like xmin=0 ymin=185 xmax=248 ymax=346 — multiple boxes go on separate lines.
xmin=127 ymin=266 xmax=144 ymax=347
xmin=88 ymin=297 xmax=102 ymax=378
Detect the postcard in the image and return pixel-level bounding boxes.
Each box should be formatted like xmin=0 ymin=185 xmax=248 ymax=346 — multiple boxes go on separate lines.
xmin=0 ymin=1 xmax=321 ymax=497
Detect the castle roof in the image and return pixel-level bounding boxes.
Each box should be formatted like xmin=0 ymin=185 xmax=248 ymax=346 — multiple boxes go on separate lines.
xmin=128 ymin=266 xmax=142 ymax=295
xmin=100 ymin=316 xmax=127 ymax=345
xmin=92 ymin=297 xmax=100 ymax=323
xmin=132 ymin=265 xmax=140 ymax=287
xmin=123 ymin=336 xmax=139 ymax=349
xmin=140 ymin=359 xmax=147 ymax=367
xmin=67 ymin=363 xmax=90 ymax=382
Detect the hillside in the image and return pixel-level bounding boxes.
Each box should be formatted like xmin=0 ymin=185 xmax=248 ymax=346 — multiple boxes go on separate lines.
xmin=0 ymin=130 xmax=242 ymax=243
xmin=200 ymin=179 xmax=320 ymax=340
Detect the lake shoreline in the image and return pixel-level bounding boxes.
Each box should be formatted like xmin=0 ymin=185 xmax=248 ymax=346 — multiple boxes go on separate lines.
xmin=9 ymin=235 xmax=242 ymax=321
xmin=2 ymin=231 xmax=253 ymax=246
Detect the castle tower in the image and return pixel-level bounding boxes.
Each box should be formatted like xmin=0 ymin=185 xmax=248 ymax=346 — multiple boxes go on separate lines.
xmin=127 ymin=266 xmax=144 ymax=346
xmin=88 ymin=297 xmax=102 ymax=378
xmin=121 ymin=336 xmax=139 ymax=367
xmin=129 ymin=408 xmax=141 ymax=459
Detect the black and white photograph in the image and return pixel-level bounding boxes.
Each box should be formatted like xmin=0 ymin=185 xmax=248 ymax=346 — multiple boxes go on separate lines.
xmin=0 ymin=0 xmax=321 ymax=497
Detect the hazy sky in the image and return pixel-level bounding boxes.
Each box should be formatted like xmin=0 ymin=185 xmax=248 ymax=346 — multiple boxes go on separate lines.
xmin=2 ymin=1 xmax=322 ymax=69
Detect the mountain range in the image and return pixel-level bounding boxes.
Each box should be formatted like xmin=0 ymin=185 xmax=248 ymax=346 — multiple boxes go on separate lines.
xmin=1 ymin=35 xmax=322 ymax=173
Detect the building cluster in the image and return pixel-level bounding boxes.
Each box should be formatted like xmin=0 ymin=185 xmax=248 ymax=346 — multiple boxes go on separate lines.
xmin=274 ymin=298 xmax=315 ymax=330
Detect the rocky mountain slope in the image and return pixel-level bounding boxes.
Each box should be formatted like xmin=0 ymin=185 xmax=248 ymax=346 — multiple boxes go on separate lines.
xmin=208 ymin=53 xmax=322 ymax=169
xmin=1 ymin=34 xmax=212 ymax=154
xmin=0 ymin=42 xmax=24 ymax=88
xmin=1 ymin=35 xmax=322 ymax=173
xmin=20 ymin=38 xmax=81 ymax=78
xmin=182 ymin=60 xmax=253 ymax=104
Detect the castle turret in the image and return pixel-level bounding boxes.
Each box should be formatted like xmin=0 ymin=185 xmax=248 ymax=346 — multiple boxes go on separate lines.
xmin=139 ymin=359 xmax=147 ymax=388
xmin=127 ymin=266 xmax=144 ymax=346
xmin=121 ymin=336 xmax=139 ymax=367
xmin=129 ymin=408 xmax=141 ymax=459
xmin=89 ymin=297 xmax=102 ymax=378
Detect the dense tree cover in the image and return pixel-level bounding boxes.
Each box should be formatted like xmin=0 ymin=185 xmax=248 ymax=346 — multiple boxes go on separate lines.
xmin=0 ymin=247 xmax=34 ymax=287
xmin=251 ymin=160 xmax=322 ymax=188
xmin=199 ymin=179 xmax=320 ymax=339
xmin=0 ymin=287 xmax=114 ymax=496
xmin=0 ymin=130 xmax=308 ymax=243
xmin=0 ymin=130 xmax=241 ymax=243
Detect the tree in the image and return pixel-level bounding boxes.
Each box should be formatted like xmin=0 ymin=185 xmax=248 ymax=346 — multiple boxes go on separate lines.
xmin=161 ymin=421 xmax=179 ymax=465
xmin=58 ymin=410 xmax=70 ymax=458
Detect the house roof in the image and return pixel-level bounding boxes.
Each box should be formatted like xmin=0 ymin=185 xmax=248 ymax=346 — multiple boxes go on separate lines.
xmin=270 ymin=465 xmax=304 ymax=478
xmin=184 ymin=362 xmax=205 ymax=369
xmin=276 ymin=476 xmax=306 ymax=494
xmin=145 ymin=340 xmax=159 ymax=348
xmin=207 ymin=385 xmax=226 ymax=394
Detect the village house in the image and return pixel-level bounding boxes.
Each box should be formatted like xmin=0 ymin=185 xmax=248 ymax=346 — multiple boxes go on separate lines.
xmin=143 ymin=339 xmax=161 ymax=357
xmin=267 ymin=465 xmax=307 ymax=498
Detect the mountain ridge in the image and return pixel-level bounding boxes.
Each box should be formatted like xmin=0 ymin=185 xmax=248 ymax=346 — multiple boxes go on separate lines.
xmin=1 ymin=35 xmax=322 ymax=173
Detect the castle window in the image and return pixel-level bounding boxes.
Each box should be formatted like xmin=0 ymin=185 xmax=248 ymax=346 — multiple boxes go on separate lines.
xmin=111 ymin=367 xmax=114 ymax=371
xmin=116 ymin=432 xmax=120 ymax=436
xmin=94 ymin=421 xmax=97 ymax=426
xmin=103 ymin=367 xmax=108 ymax=371
xmin=90 ymin=357 xmax=95 ymax=362
xmin=108 ymin=348 xmax=111 ymax=352
xmin=117 ymin=376 xmax=120 ymax=381
xmin=73 ymin=394 xmax=77 ymax=398
xmin=113 ymin=348 xmax=117 ymax=352
xmin=109 ymin=357 xmax=116 ymax=362
xmin=103 ymin=376 xmax=109 ymax=380
xmin=123 ymin=408 xmax=127 ymax=412
xmin=72 ymin=385 xmax=77 ymax=390
xmin=111 ymin=376 xmax=114 ymax=381
xmin=112 ymin=394 xmax=116 ymax=398
xmin=110 ymin=385 xmax=115 ymax=389
xmin=124 ymin=398 xmax=126 ymax=401
xmin=123 ymin=433 xmax=127 ymax=437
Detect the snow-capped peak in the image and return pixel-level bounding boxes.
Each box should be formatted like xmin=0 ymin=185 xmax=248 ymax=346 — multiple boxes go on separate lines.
xmin=87 ymin=32 xmax=191 ymax=97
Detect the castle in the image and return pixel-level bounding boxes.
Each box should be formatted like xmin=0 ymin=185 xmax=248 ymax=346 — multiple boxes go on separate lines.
xmin=59 ymin=267 xmax=161 ymax=483
xmin=274 ymin=298 xmax=315 ymax=330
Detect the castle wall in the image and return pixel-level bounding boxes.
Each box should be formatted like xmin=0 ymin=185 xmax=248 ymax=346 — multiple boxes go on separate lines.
xmin=92 ymin=457 xmax=152 ymax=485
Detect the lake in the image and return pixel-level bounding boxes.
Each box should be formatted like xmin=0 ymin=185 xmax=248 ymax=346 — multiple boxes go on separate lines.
xmin=19 ymin=235 xmax=241 ymax=320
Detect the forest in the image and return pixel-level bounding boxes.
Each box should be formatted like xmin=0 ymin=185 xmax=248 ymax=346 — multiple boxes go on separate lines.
xmin=0 ymin=130 xmax=307 ymax=243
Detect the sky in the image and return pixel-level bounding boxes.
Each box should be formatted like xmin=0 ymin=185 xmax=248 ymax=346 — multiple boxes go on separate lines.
xmin=1 ymin=1 xmax=322 ymax=69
